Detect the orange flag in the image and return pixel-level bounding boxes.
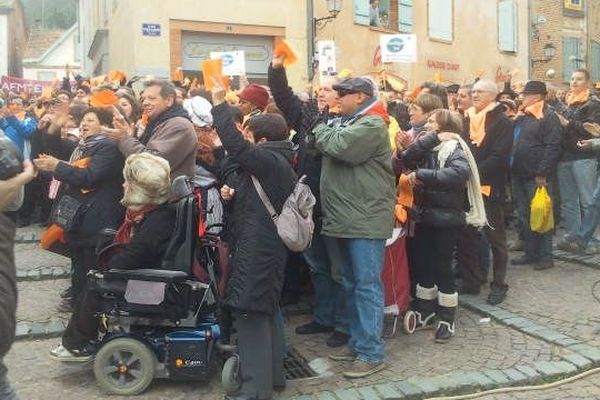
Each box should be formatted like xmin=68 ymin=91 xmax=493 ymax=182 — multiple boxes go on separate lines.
xmin=90 ymin=89 xmax=119 ymax=108
xmin=202 ymin=59 xmax=229 ymax=90
xmin=273 ymin=38 xmax=298 ymax=67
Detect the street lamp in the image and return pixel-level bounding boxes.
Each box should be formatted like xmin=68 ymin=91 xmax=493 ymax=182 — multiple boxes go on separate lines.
xmin=531 ymin=43 xmax=557 ymax=66
xmin=314 ymin=0 xmax=343 ymax=32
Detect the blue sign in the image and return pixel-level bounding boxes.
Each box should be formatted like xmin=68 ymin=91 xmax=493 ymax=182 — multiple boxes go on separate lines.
xmin=142 ymin=23 xmax=161 ymax=37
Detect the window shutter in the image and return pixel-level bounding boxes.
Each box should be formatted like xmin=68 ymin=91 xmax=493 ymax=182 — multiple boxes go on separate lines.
xmin=591 ymin=41 xmax=600 ymax=83
xmin=354 ymin=0 xmax=370 ymax=25
xmin=398 ymin=0 xmax=413 ymax=33
xmin=563 ymin=37 xmax=581 ymax=82
xmin=498 ymin=0 xmax=516 ymax=52
xmin=428 ymin=0 xmax=453 ymax=41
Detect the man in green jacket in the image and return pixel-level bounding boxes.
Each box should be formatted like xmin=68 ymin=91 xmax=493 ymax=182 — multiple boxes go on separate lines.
xmin=313 ymin=77 xmax=395 ymax=378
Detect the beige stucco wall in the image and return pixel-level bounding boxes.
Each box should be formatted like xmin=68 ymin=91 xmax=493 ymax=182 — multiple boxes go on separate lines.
xmin=315 ymin=0 xmax=530 ymax=89
xmin=106 ymin=0 xmax=309 ymax=88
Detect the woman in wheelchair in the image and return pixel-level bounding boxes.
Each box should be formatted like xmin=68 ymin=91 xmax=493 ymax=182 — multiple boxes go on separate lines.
xmin=50 ymin=153 xmax=175 ymax=361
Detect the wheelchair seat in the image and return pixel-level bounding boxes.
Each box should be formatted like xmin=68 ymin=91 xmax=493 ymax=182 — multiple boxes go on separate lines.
xmin=103 ymin=268 xmax=188 ymax=283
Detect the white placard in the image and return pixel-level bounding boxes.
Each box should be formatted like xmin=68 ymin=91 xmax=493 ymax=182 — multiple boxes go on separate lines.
xmin=210 ymin=51 xmax=246 ymax=76
xmin=318 ymin=40 xmax=336 ymax=76
xmin=380 ymin=34 xmax=417 ymax=63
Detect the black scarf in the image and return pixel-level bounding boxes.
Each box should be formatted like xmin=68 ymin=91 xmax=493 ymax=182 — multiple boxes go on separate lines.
xmin=139 ymin=104 xmax=190 ymax=145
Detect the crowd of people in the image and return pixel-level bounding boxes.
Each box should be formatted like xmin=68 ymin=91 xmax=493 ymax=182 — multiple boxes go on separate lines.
xmin=1 ymin=54 xmax=600 ymax=399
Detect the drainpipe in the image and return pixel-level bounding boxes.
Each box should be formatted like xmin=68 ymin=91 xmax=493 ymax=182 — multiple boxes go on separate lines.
xmin=307 ymin=0 xmax=315 ymax=82
xmin=527 ymin=0 xmax=533 ymax=79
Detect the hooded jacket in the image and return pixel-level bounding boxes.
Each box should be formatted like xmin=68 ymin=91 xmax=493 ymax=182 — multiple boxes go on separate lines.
xmin=313 ymin=98 xmax=395 ymax=239
xmin=212 ymin=103 xmax=296 ymax=316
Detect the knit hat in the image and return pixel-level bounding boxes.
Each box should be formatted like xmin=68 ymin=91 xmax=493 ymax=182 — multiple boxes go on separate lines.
xmin=183 ymin=96 xmax=213 ymax=127
xmin=238 ymin=84 xmax=269 ymax=110
xmin=121 ymin=153 xmax=171 ymax=211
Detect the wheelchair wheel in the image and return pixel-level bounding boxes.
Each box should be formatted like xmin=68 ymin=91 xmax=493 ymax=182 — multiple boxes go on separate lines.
xmin=93 ymin=338 xmax=156 ymax=396
xmin=221 ymin=355 xmax=241 ymax=394
xmin=403 ymin=311 xmax=417 ymax=334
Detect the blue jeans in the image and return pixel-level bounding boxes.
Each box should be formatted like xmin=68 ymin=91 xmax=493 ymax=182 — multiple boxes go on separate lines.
xmin=303 ymin=234 xmax=347 ymax=332
xmin=512 ymin=177 xmax=553 ymax=261
xmin=575 ymin=177 xmax=600 ymax=245
xmin=557 ymin=159 xmax=598 ymax=237
xmin=331 ymin=237 xmax=385 ymax=364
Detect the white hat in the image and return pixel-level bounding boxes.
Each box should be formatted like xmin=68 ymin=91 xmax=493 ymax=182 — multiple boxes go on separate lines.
xmin=121 ymin=153 xmax=171 ymax=211
xmin=183 ymin=96 xmax=213 ymax=128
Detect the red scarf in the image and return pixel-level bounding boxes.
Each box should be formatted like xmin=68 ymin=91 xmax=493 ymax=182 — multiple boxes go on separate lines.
xmin=113 ymin=206 xmax=156 ymax=245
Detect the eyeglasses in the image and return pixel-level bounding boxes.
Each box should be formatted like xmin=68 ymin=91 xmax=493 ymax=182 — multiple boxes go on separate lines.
xmin=336 ymin=90 xmax=357 ymax=98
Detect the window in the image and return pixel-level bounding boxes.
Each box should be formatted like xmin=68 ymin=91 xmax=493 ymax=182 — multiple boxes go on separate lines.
xmin=399 ymin=0 xmax=413 ymax=33
xmin=563 ymin=37 xmax=582 ymax=82
xmin=354 ymin=0 xmax=412 ymax=32
xmin=428 ymin=0 xmax=453 ymax=42
xmin=564 ymin=0 xmax=583 ymax=11
xmin=38 ymin=71 xmax=57 ymax=81
xmin=498 ymin=0 xmax=517 ymax=52
xmin=591 ymin=41 xmax=600 ymax=83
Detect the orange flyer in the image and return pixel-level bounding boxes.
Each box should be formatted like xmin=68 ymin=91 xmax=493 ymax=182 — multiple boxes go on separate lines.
xmin=202 ymin=59 xmax=230 ymax=90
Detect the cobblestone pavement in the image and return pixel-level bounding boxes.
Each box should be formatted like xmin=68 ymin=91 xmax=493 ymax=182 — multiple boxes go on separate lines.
xmin=464 ymin=370 xmax=600 ymax=400
xmin=478 ymin=256 xmax=600 ymax=348
xmin=15 ymin=242 xmax=70 ymax=273
xmin=8 ymin=228 xmax=600 ymax=399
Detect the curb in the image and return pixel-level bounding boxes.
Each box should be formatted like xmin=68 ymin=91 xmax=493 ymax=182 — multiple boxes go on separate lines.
xmin=16 ymin=266 xmax=70 ymax=282
xmin=553 ymin=249 xmax=600 ymax=270
xmin=14 ymin=233 xmax=41 ymax=244
xmin=15 ymin=320 xmax=66 ymax=341
xmin=284 ymin=296 xmax=600 ymax=400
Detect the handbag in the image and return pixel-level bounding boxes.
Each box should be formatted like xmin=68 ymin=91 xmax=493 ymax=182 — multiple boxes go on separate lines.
xmin=50 ymin=194 xmax=85 ymax=232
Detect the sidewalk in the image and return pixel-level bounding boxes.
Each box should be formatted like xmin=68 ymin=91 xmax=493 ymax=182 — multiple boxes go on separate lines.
xmin=7 ymin=226 xmax=600 ymax=399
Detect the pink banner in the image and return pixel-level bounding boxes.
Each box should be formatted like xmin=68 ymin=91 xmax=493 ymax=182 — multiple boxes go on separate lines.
xmin=0 ymin=76 xmax=55 ymax=95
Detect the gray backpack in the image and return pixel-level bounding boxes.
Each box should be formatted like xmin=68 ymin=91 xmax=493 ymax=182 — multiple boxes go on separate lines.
xmin=251 ymin=175 xmax=316 ymax=252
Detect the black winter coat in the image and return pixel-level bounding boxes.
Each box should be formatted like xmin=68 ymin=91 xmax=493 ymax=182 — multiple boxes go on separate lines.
xmin=560 ymin=95 xmax=600 ymax=161
xmin=212 ymin=103 xmax=296 ymax=316
xmin=49 ymin=135 xmax=125 ymax=247
xmin=0 ymin=213 xmax=17 ymax=359
xmin=512 ymin=106 xmax=563 ymax=179
xmin=107 ymin=205 xmax=176 ymax=270
xmin=399 ymin=132 xmax=470 ymax=227
xmin=463 ymin=104 xmax=513 ymax=203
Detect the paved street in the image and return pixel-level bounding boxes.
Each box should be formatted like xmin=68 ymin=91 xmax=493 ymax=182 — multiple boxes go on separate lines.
xmin=6 ymin=226 xmax=600 ymax=399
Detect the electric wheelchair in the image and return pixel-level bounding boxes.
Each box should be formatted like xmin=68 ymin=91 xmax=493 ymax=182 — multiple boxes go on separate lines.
xmin=83 ymin=178 xmax=239 ymax=396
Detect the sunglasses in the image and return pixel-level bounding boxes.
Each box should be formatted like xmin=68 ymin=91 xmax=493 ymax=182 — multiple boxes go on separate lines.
xmin=336 ymin=89 xmax=358 ymax=98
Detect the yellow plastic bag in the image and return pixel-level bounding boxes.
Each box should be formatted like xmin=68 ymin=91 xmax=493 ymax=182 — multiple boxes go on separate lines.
xmin=530 ymin=186 xmax=554 ymax=233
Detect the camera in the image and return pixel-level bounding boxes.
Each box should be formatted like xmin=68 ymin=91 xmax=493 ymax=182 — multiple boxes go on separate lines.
xmin=0 ymin=137 xmax=23 ymax=180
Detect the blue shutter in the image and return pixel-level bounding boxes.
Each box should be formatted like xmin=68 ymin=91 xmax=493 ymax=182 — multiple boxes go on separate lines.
xmin=399 ymin=0 xmax=413 ymax=33
xmin=563 ymin=37 xmax=581 ymax=82
xmin=591 ymin=41 xmax=600 ymax=83
xmin=498 ymin=0 xmax=516 ymax=52
xmin=354 ymin=0 xmax=370 ymax=25
xmin=428 ymin=0 xmax=453 ymax=41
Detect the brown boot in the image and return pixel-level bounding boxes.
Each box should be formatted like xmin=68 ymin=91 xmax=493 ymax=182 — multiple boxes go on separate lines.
xmin=342 ymin=360 xmax=386 ymax=379
xmin=328 ymin=347 xmax=357 ymax=362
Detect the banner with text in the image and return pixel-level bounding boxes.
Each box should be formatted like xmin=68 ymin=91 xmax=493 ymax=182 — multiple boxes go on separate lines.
xmin=1 ymin=76 xmax=54 ymax=95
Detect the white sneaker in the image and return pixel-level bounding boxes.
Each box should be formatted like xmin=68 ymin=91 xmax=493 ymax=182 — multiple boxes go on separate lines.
xmin=49 ymin=344 xmax=94 ymax=363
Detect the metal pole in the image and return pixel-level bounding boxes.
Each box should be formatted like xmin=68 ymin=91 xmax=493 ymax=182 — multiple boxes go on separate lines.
xmin=307 ymin=0 xmax=315 ymax=82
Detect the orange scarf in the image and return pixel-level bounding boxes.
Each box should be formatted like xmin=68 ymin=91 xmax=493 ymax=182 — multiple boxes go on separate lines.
xmin=467 ymin=103 xmax=497 ymax=147
xmin=566 ymin=89 xmax=590 ymax=107
xmin=394 ymin=174 xmax=414 ymax=225
xmin=525 ymin=100 xmax=545 ymax=120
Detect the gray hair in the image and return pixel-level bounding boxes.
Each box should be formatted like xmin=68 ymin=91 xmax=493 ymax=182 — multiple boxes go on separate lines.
xmin=474 ymin=80 xmax=499 ymax=96
xmin=143 ymin=79 xmax=177 ymax=100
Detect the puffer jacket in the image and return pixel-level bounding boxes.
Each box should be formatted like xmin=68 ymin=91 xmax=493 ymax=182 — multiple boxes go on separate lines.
xmin=560 ymin=94 xmax=600 ymax=161
xmin=398 ymin=132 xmax=470 ymax=227
xmin=212 ymin=103 xmax=296 ymax=316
